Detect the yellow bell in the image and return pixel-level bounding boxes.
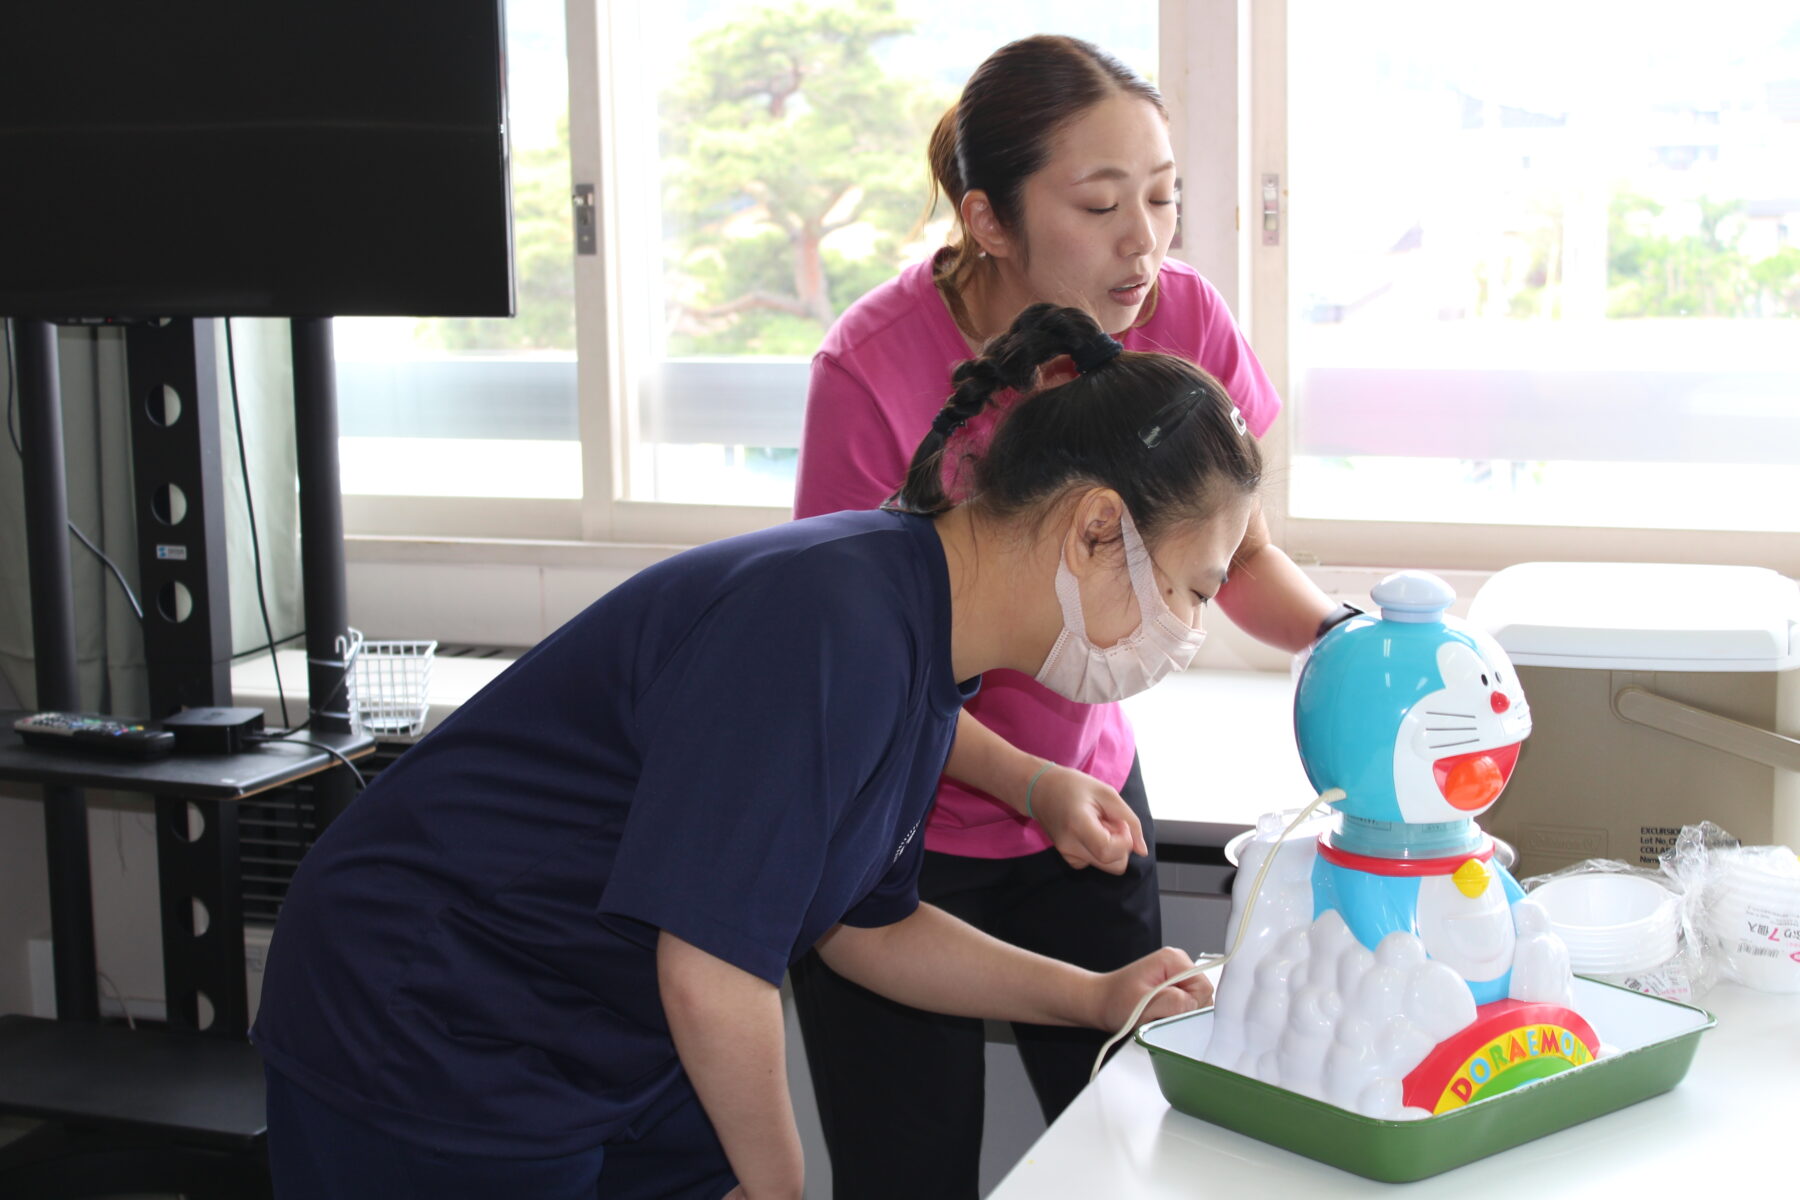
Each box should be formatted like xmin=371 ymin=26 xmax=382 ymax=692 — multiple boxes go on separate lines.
xmin=1452 ymin=858 xmax=1490 ymax=898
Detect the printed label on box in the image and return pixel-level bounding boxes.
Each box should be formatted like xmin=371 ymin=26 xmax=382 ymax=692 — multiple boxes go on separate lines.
xmin=1638 ymin=825 xmax=1685 ymax=867
xmin=1521 ymin=823 xmax=1609 ymax=861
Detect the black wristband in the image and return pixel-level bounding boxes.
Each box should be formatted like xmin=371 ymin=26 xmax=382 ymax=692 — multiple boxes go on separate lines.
xmin=1315 ymin=602 xmax=1365 ymax=642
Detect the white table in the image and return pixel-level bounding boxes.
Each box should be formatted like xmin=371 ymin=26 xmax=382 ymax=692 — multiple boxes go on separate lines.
xmin=988 ymin=982 xmax=1797 ymax=1196
xmin=1120 ymin=668 xmax=1312 ymax=847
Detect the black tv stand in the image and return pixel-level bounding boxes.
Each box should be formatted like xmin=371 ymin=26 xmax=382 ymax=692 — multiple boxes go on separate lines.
xmin=1 ymin=315 xmax=370 ymax=1197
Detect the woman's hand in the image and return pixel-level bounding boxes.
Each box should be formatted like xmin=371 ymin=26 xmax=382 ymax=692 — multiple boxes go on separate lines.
xmin=942 ymin=714 xmax=1146 ymax=874
xmin=1091 ymin=946 xmax=1214 ymax=1032
xmin=1027 ymin=764 xmax=1147 ymax=874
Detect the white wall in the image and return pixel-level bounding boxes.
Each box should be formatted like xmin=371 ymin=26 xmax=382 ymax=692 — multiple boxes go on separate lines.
xmin=0 ymin=785 xmax=51 ymax=1018
xmin=339 ymin=541 xmax=1486 ymax=660
xmin=0 ymin=784 xmax=166 ymax=1023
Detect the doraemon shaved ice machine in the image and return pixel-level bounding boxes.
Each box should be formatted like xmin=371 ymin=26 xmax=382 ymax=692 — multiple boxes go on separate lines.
xmin=1202 ymin=572 xmax=1604 ymax=1118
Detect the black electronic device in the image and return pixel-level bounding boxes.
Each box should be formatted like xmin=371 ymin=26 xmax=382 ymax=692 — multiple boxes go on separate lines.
xmin=160 ymin=706 xmax=268 ymax=754
xmin=0 ymin=1 xmax=513 ymax=319
xmin=13 ymin=712 xmax=177 ymax=758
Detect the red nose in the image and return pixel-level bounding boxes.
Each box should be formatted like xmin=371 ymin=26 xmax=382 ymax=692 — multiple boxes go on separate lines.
xmin=1490 ymin=692 xmax=1510 ymax=714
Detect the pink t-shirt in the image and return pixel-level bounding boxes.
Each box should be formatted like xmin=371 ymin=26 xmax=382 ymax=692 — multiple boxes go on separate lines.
xmin=794 ymin=255 xmax=1281 ymax=858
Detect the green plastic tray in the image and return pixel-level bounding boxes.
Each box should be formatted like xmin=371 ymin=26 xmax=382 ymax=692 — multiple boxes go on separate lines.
xmin=1135 ymin=977 xmax=1714 ymax=1183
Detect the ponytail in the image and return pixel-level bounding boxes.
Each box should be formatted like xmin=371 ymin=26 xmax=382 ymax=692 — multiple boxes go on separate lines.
xmin=890 ymin=304 xmax=1263 ymax=546
xmin=892 ymin=304 xmax=1106 ymax=515
xmin=926 ymin=102 xmax=962 ymax=214
xmin=907 ymin=102 xmax=963 ymax=254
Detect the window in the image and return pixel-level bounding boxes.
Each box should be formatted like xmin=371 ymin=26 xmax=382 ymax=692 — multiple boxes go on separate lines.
xmin=336 ymin=0 xmax=579 ymax=532
xmin=603 ymin=2 xmax=1155 ymax=510
xmin=340 ymin=0 xmax=1154 ymax=543
xmin=340 ymin=1 xmax=1798 ymax=586
xmin=1268 ymin=0 xmax=1800 ymax=567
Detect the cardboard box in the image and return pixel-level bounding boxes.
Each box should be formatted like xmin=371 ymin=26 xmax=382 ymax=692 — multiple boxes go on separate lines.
xmin=1469 ymin=563 xmax=1800 ymax=877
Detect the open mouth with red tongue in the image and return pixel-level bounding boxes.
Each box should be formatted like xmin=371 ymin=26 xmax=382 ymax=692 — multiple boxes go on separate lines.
xmin=1433 ymin=743 xmax=1521 ymax=811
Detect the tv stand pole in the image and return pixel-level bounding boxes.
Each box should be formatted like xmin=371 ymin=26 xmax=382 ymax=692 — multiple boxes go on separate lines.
xmin=13 ymin=318 xmax=100 ymax=1022
xmin=290 ymin=317 xmax=356 ymax=827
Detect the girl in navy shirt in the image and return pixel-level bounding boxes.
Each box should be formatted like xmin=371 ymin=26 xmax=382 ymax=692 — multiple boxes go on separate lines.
xmin=254 ymin=301 xmax=1261 ymax=1199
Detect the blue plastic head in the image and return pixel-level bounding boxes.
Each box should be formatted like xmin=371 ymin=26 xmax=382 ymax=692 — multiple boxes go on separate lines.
xmin=1294 ymin=572 xmax=1532 ymax=829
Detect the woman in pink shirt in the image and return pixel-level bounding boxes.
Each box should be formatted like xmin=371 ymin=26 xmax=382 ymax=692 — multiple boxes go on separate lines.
xmin=792 ymin=35 xmax=1340 ymax=1198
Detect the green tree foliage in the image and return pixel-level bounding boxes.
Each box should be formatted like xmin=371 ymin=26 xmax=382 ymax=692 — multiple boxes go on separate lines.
xmin=1505 ymin=199 xmax=1564 ymax=320
xmin=660 ymin=0 xmax=949 ymax=355
xmin=1748 ymin=245 xmax=1800 ymax=317
xmin=1606 ymin=192 xmax=1763 ymax=318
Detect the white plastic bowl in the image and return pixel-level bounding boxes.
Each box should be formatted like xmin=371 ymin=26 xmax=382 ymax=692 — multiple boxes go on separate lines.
xmin=1530 ymin=873 xmax=1682 ymax=976
xmin=1707 ymin=850 xmax=1800 ymax=993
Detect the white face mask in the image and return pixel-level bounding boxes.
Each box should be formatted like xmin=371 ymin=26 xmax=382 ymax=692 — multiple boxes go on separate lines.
xmin=1035 ymin=508 xmax=1208 ymax=704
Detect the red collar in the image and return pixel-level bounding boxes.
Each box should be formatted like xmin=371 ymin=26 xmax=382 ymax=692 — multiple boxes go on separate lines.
xmin=1316 ymin=836 xmax=1494 ymax=877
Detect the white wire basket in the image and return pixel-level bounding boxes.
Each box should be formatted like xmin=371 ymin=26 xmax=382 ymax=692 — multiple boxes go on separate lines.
xmin=345 ymin=628 xmax=437 ymax=738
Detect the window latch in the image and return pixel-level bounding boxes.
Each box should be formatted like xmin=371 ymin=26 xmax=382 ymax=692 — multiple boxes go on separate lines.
xmin=1261 ymin=174 xmax=1280 ymax=246
xmin=573 ymin=184 xmax=596 ymax=256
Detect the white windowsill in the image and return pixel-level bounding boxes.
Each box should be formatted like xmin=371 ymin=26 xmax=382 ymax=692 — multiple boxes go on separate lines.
xmin=230 ymin=650 xmax=1312 ymax=850
xmin=235 ymin=558 xmax=1503 ymax=847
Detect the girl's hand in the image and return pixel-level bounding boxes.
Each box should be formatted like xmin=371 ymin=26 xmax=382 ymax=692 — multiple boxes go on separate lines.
xmin=1093 ymin=947 xmax=1213 ymax=1032
xmin=658 ymin=933 xmax=804 ymax=1200
xmin=1026 ymin=765 xmax=1147 ymax=874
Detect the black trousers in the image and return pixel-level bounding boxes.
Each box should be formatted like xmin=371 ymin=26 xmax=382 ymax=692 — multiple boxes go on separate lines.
xmin=790 ymin=759 xmax=1161 ymax=1200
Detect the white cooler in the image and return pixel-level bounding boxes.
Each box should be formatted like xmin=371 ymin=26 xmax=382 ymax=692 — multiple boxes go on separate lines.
xmin=1468 ymin=562 xmax=1800 ymax=876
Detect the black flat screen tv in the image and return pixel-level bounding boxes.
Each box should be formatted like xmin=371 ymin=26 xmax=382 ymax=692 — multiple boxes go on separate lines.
xmin=0 ymin=1 xmax=514 ymax=320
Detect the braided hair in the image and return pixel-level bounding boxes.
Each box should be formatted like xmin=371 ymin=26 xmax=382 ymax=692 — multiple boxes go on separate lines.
xmin=892 ymin=304 xmax=1262 ymax=547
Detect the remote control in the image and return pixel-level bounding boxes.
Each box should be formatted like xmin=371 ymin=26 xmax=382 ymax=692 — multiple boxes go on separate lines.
xmin=13 ymin=712 xmax=177 ymax=758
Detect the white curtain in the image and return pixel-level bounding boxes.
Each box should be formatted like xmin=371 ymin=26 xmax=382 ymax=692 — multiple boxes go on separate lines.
xmin=0 ymin=319 xmax=303 ymax=718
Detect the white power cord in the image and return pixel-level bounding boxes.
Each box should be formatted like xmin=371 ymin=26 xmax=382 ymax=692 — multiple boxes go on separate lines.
xmin=96 ymin=970 xmax=137 ymax=1030
xmin=1088 ymin=787 xmax=1345 ymax=1081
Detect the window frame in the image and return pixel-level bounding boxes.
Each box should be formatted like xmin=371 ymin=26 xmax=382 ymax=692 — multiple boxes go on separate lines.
xmin=342 ymin=0 xmax=795 ymax=547
xmin=573 ymin=0 xmax=794 ymax=545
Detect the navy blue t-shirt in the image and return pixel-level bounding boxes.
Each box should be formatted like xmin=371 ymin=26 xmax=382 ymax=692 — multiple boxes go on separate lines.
xmin=252 ymin=510 xmax=973 ymax=1156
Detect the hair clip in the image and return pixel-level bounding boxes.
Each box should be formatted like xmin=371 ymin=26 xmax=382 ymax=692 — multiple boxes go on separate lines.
xmin=1228 ymin=405 xmax=1248 ymax=436
xmin=1138 ymin=388 xmax=1204 ymax=449
xmin=1070 ymin=333 xmax=1123 ymax=374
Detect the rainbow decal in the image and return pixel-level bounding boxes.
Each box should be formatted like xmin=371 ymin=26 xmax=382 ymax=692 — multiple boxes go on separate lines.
xmin=1402 ymin=1001 xmax=1602 ymax=1114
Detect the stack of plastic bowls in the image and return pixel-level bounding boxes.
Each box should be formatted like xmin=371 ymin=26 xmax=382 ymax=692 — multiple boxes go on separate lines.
xmin=1707 ymin=848 xmax=1800 ymax=994
xmin=1529 ymin=873 xmax=1683 ymax=989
